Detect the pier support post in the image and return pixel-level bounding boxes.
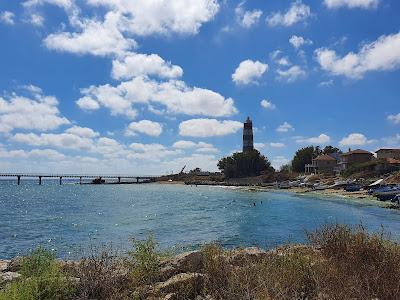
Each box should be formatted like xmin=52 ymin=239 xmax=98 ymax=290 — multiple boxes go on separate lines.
xmin=59 ymin=177 xmax=62 ymax=185
xmin=17 ymin=176 xmax=21 ymax=185
xmin=39 ymin=176 xmax=42 ymax=185
xmin=79 ymin=177 xmax=82 ymax=185
xmin=118 ymin=177 xmax=121 ymax=183
xmin=136 ymin=177 xmax=139 ymax=183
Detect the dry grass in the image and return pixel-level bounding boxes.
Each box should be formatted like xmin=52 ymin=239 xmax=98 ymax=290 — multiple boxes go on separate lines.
xmin=2 ymin=225 xmax=400 ymax=299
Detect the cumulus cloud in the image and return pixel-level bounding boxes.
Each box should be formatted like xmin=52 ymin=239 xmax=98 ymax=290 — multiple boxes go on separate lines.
xmin=276 ymin=65 xmax=306 ymax=82
xmin=270 ymin=142 xmax=285 ymax=148
xmin=387 ymin=113 xmax=400 ymax=124
xmin=266 ymin=1 xmax=311 ymax=27
xmin=179 ymin=119 xmax=242 ymax=137
xmin=87 ymin=0 xmax=220 ymax=36
xmin=0 ymin=11 xmax=15 ymax=25
xmin=289 ymin=35 xmax=312 ymax=49
xmin=324 ymin=0 xmax=379 ymax=9
xmin=172 ymin=140 xmax=217 ymax=153
xmin=260 ymin=99 xmax=276 ymax=110
xmin=235 ymin=1 xmax=262 ymax=29
xmin=0 ymin=147 xmax=66 ymax=160
xmin=126 ymin=120 xmax=163 ymax=137
xmin=296 ymin=134 xmax=331 ymax=144
xmin=0 ymin=88 xmax=69 ymax=133
xmin=315 ymin=32 xmax=400 ymax=79
xmin=276 ymin=122 xmax=294 ymax=133
xmin=271 ymin=156 xmax=290 ymax=169
xmin=65 ymin=126 xmax=99 ymax=138
xmin=77 ymin=76 xmax=237 ymax=118
xmin=318 ymin=79 xmax=334 ymax=87
xmin=44 ymin=12 xmax=137 ymax=57
xmin=232 ymin=59 xmax=268 ymax=85
xmin=28 ymin=13 xmax=44 ymax=26
xmin=339 ymin=133 xmax=375 ymax=146
xmin=112 ymin=53 xmax=183 ymax=80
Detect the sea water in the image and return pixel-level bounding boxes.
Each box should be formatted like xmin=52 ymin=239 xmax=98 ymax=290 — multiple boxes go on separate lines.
xmin=1 ymin=180 xmax=400 ymax=259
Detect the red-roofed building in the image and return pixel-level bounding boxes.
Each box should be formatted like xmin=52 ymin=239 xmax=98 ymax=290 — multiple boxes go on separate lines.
xmin=338 ymin=149 xmax=374 ymax=171
xmin=305 ymin=154 xmax=338 ymax=174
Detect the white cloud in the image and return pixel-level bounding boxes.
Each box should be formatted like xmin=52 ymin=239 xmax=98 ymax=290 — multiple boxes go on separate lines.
xmin=235 ymin=1 xmax=262 ymax=29
xmin=0 ymin=11 xmax=15 ymax=25
xmin=289 ymin=35 xmax=312 ymax=49
xmin=260 ymin=99 xmax=276 ymax=110
xmin=23 ymin=0 xmax=74 ymax=9
xmin=339 ymin=133 xmax=375 ymax=146
xmin=126 ymin=120 xmax=163 ymax=137
xmin=12 ymin=132 xmax=94 ymax=150
xmin=319 ymin=79 xmax=334 ymax=87
xmin=382 ymin=134 xmax=400 ymax=148
xmin=271 ymin=156 xmax=290 ymax=169
xmin=179 ymin=119 xmax=242 ymax=137
xmin=29 ymin=13 xmax=44 ymax=26
xmin=77 ymin=76 xmax=237 ymax=118
xmin=65 ymin=126 xmax=99 ymax=138
xmin=387 ymin=113 xmax=400 ymax=124
xmin=112 ymin=52 xmax=183 ymax=80
xmin=270 ymin=142 xmax=285 ymax=148
xmin=315 ymin=32 xmax=400 ymax=79
xmin=266 ymin=0 xmax=311 ymax=27
xmin=0 ymin=88 xmax=69 ymax=133
xmin=276 ymin=122 xmax=294 ymax=133
xmin=172 ymin=140 xmax=217 ymax=152
xmin=44 ymin=12 xmax=137 ymax=57
xmin=0 ymin=147 xmax=65 ymax=160
xmin=87 ymin=0 xmax=220 ymax=36
xmin=276 ymin=65 xmax=306 ymax=82
xmin=232 ymin=59 xmax=268 ymax=85
xmin=254 ymin=142 xmax=265 ymax=149
xmin=296 ymin=134 xmax=331 ymax=144
xmin=324 ymin=0 xmax=379 ymax=9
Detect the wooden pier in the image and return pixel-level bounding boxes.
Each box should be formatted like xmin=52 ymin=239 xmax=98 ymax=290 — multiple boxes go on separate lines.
xmin=0 ymin=173 xmax=158 ymax=185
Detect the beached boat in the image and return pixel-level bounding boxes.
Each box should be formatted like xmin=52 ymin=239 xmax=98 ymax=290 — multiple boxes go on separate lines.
xmin=375 ymin=191 xmax=400 ymax=201
xmin=344 ymin=183 xmax=362 ymax=192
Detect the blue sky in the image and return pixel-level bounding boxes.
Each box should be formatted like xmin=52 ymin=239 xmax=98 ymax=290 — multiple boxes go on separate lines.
xmin=0 ymin=0 xmax=399 ymax=174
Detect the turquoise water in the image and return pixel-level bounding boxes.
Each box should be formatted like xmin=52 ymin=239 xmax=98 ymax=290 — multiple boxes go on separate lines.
xmin=1 ymin=180 xmax=400 ymax=259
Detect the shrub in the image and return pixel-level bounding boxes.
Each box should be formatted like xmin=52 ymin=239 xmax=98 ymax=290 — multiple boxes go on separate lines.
xmin=0 ymin=247 xmax=74 ymax=300
xmin=74 ymin=245 xmax=130 ymax=300
xmin=128 ymin=235 xmax=161 ymax=286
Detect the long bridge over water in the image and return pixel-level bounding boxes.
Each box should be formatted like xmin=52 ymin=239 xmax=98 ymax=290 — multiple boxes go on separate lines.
xmin=0 ymin=173 xmax=159 ymax=185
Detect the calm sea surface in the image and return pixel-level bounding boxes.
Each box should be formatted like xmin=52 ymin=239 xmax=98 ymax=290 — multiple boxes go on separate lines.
xmin=1 ymin=180 xmax=400 ymax=259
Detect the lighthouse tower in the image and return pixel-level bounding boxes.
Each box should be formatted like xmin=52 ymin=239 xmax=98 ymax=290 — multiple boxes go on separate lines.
xmin=242 ymin=116 xmax=254 ymax=152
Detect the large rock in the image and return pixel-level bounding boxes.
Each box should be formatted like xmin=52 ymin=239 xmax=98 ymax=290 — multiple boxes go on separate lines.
xmin=7 ymin=256 xmax=23 ymax=272
xmin=160 ymin=251 xmax=203 ymax=280
xmin=0 ymin=271 xmax=21 ymax=284
xmin=154 ymin=273 xmax=204 ymax=298
xmin=228 ymin=247 xmax=267 ymax=266
xmin=0 ymin=260 xmax=10 ymax=272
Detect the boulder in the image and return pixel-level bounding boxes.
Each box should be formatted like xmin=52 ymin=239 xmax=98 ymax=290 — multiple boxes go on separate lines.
xmin=0 ymin=271 xmax=21 ymax=284
xmin=7 ymin=256 xmax=23 ymax=272
xmin=154 ymin=273 xmax=204 ymax=298
xmin=0 ymin=260 xmax=10 ymax=272
xmin=228 ymin=247 xmax=267 ymax=266
xmin=160 ymin=251 xmax=203 ymax=280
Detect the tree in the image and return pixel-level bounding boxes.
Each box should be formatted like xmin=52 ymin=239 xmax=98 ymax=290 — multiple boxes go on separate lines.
xmin=217 ymin=149 xmax=274 ymax=179
xmin=322 ymin=145 xmax=342 ymax=155
xmin=291 ymin=146 xmax=317 ymax=173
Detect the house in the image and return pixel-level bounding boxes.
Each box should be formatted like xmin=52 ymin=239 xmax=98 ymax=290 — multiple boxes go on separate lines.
xmin=375 ymin=158 xmax=400 ymax=173
xmin=305 ymin=154 xmax=338 ymax=174
xmin=376 ymin=148 xmax=400 ymax=160
xmin=338 ymin=149 xmax=374 ymax=170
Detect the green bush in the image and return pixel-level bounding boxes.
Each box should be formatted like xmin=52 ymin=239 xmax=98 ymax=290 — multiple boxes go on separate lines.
xmin=128 ymin=235 xmax=161 ymax=285
xmin=0 ymin=248 xmax=75 ymax=300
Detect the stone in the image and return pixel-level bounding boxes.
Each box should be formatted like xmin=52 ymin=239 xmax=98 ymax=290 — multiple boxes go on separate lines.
xmin=228 ymin=247 xmax=267 ymax=266
xmin=0 ymin=260 xmax=10 ymax=272
xmin=0 ymin=271 xmax=21 ymax=283
xmin=154 ymin=273 xmax=204 ymax=297
xmin=7 ymin=256 xmax=23 ymax=272
xmin=160 ymin=251 xmax=203 ymax=280
xmin=163 ymin=293 xmax=177 ymax=300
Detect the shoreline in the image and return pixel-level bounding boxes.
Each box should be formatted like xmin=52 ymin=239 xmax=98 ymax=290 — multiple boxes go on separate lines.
xmin=156 ymin=180 xmax=398 ymax=210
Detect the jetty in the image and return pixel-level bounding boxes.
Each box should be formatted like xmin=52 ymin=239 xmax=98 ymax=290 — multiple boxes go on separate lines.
xmin=0 ymin=173 xmax=158 ymax=185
